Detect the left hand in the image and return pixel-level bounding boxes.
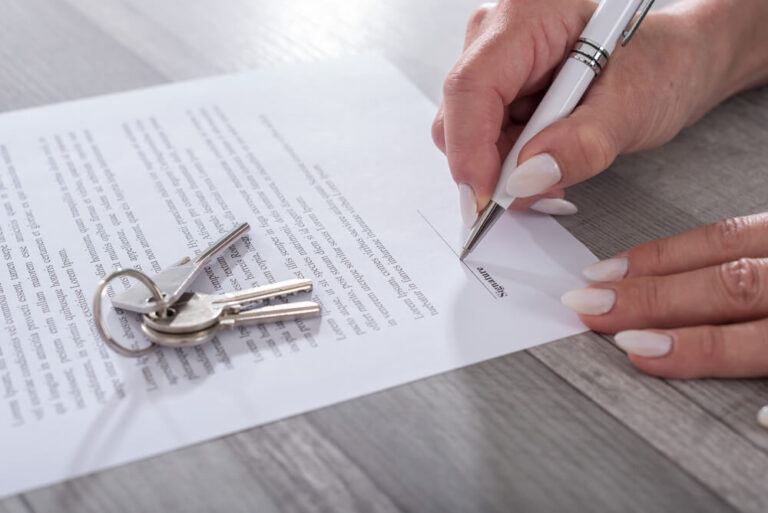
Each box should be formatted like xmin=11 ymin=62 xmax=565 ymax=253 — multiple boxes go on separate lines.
xmin=561 ymin=212 xmax=768 ymax=379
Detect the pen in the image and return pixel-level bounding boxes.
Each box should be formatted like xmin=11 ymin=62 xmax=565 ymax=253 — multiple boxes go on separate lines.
xmin=460 ymin=0 xmax=656 ymax=260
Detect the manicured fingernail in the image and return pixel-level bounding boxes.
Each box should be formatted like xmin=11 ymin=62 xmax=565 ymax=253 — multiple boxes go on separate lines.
xmin=560 ymin=288 xmax=616 ymax=315
xmin=583 ymin=257 xmax=629 ymax=282
xmin=458 ymin=183 xmax=477 ymax=228
xmin=614 ymin=330 xmax=672 ymax=358
xmin=505 ymin=153 xmax=561 ymax=198
xmin=758 ymin=406 xmax=768 ymax=428
xmin=529 ymin=198 xmax=578 ymax=216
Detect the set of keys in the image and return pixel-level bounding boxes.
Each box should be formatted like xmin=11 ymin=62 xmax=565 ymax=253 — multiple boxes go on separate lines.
xmin=93 ymin=222 xmax=322 ymax=357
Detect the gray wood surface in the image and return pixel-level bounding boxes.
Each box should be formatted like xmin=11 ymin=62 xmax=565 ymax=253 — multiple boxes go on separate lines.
xmin=1 ymin=0 xmax=766 ymax=511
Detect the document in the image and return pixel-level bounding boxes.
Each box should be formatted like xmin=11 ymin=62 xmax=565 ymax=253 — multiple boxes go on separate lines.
xmin=0 ymin=55 xmax=595 ymax=496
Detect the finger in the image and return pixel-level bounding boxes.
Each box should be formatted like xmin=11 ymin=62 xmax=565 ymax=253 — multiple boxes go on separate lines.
xmin=562 ymin=258 xmax=768 ymax=333
xmin=433 ymin=3 xmax=497 ymax=157
xmin=589 ymin=213 xmax=768 ymax=281
xmin=433 ymin=100 xmax=512 ymax=156
xmin=443 ymin=1 xmax=594 ymax=206
xmin=496 ymin=122 xmax=524 ymax=161
xmin=613 ymin=319 xmax=768 ymax=379
xmin=442 ymin=60 xmax=520 ymax=208
xmin=443 ymin=7 xmax=548 ymax=206
xmin=497 ymin=127 xmax=577 ymax=215
xmin=457 ymin=120 xmax=521 ymax=228
xmin=505 ymin=95 xmax=632 ymax=199
xmin=527 ymin=196 xmax=578 ymax=216
xmin=463 ymin=3 xmax=496 ymax=50
xmin=509 ymin=189 xmax=565 ymax=210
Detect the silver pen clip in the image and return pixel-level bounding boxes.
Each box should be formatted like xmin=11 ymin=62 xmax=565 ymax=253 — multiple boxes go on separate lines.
xmin=621 ymin=0 xmax=656 ymax=46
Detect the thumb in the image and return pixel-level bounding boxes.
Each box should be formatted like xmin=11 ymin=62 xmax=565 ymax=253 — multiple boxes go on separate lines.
xmin=507 ymin=102 xmax=629 ymax=198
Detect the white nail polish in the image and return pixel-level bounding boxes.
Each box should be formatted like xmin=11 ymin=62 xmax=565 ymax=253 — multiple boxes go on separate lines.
xmin=560 ymin=288 xmax=616 ymax=315
xmin=458 ymin=183 xmax=477 ymax=228
xmin=505 ymin=153 xmax=561 ymax=198
xmin=758 ymin=406 xmax=768 ymax=428
xmin=529 ymin=198 xmax=578 ymax=216
xmin=614 ymin=330 xmax=672 ymax=358
xmin=583 ymin=257 xmax=629 ymax=282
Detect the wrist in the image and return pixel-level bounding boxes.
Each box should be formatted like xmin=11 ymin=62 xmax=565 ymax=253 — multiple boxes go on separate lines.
xmin=683 ymin=0 xmax=768 ymax=103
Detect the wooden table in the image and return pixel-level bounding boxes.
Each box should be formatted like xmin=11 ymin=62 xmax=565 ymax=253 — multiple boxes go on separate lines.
xmin=1 ymin=1 xmax=766 ymax=511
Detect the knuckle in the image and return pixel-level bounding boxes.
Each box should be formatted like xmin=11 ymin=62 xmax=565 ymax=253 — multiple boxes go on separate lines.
xmin=575 ymin=119 xmax=617 ymax=174
xmin=752 ymin=321 xmax=768 ymax=351
xmin=442 ymin=71 xmax=477 ymax=98
xmin=431 ymin=119 xmax=445 ymax=149
xmin=430 ymin=115 xmax=441 ymax=134
xmin=706 ymin=217 xmax=750 ymax=253
xmin=648 ymin=238 xmax=669 ymax=271
xmin=636 ymin=278 xmax=664 ymax=318
xmin=717 ymin=257 xmax=764 ymax=308
xmin=697 ymin=326 xmax=726 ymax=364
xmin=467 ymin=5 xmax=492 ymax=32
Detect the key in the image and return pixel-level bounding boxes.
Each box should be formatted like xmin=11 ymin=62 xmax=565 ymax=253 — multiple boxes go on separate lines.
xmin=142 ymin=278 xmax=315 ymax=334
xmin=140 ymin=300 xmax=322 ymax=348
xmin=111 ymin=222 xmax=250 ymax=313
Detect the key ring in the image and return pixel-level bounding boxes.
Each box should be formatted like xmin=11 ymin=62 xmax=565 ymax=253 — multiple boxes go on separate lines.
xmin=93 ymin=268 xmax=168 ymax=357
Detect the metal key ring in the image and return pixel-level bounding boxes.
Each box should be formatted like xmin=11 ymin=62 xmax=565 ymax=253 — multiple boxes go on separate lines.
xmin=93 ymin=268 xmax=168 ymax=357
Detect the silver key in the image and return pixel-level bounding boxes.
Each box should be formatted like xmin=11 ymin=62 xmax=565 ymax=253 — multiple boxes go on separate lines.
xmin=140 ymin=279 xmax=321 ymax=348
xmin=111 ymin=222 xmax=250 ymax=313
xmin=140 ymin=300 xmax=321 ymax=348
xmin=143 ymin=278 xmax=315 ymax=333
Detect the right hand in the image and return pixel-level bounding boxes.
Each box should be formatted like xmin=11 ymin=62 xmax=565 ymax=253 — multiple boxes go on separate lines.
xmin=432 ymin=0 xmax=728 ymax=225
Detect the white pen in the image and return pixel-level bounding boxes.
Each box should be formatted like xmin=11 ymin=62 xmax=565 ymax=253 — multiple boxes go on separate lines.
xmin=460 ymin=0 xmax=656 ymax=260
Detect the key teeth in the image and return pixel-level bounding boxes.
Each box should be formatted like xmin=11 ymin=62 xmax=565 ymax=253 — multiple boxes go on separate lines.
xmin=287 ymin=287 xmax=311 ymax=297
xmin=280 ymin=285 xmax=313 ymax=298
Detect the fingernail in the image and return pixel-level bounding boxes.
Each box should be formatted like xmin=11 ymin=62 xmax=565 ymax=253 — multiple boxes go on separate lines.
xmin=529 ymin=198 xmax=578 ymax=216
xmin=583 ymin=257 xmax=629 ymax=282
xmin=458 ymin=183 xmax=477 ymax=228
xmin=614 ymin=330 xmax=672 ymax=358
xmin=505 ymin=153 xmax=561 ymax=198
xmin=561 ymin=288 xmax=616 ymax=315
xmin=758 ymin=406 xmax=768 ymax=428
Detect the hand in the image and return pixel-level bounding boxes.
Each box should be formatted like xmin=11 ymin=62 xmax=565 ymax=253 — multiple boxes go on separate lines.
xmin=562 ymin=213 xmax=768 ymax=379
xmin=432 ymin=0 xmax=737 ymax=226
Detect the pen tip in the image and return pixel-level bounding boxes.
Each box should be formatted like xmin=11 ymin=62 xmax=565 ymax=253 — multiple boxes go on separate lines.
xmin=459 ymin=248 xmax=469 ymax=261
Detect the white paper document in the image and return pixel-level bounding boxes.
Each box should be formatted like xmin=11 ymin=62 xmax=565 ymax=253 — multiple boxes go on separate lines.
xmin=0 ymin=55 xmax=596 ymax=496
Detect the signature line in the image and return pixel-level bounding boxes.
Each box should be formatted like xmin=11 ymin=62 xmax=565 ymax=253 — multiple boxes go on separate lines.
xmin=416 ymin=210 xmax=499 ymax=300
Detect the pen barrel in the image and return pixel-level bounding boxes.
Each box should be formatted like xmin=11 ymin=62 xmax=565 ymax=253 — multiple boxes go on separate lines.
xmin=493 ymin=58 xmax=594 ymax=209
xmin=582 ymin=0 xmax=646 ymax=54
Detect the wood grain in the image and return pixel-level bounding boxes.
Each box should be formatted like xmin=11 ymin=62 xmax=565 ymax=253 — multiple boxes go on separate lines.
xmin=306 ymin=351 xmax=735 ymax=513
xmin=22 ymin=418 xmax=400 ymax=513
xmin=0 ymin=0 xmax=166 ymax=110
xmin=531 ymin=333 xmax=768 ymax=512
xmin=0 ymin=497 xmax=31 ymax=513
xmin=1 ymin=0 xmax=766 ymax=511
